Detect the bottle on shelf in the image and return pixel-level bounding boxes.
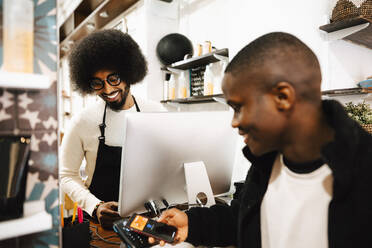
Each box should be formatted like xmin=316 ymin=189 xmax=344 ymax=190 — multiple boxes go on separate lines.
xmin=178 ymin=71 xmax=188 ymax=99
xmin=214 ymin=60 xmax=227 ymax=95
xmin=203 ymin=41 xmax=212 ymax=55
xmin=163 ymin=73 xmax=170 ymax=100
xmin=3 ymin=0 xmax=34 ymax=73
xmin=168 ymin=74 xmax=176 ymax=100
xmin=203 ymin=65 xmax=214 ymax=96
xmin=196 ymin=44 xmax=203 ymax=57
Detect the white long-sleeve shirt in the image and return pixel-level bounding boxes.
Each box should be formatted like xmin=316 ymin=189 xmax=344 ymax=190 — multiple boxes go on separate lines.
xmin=60 ymin=97 xmax=166 ymax=215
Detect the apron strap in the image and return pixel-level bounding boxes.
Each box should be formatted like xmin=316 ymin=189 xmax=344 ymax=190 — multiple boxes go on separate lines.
xmin=133 ymin=96 xmax=141 ymax=112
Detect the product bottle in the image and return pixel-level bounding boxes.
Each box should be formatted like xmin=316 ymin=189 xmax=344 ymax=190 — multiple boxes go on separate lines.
xmin=163 ymin=79 xmax=169 ymax=101
xmin=168 ymin=74 xmax=176 ymax=100
xmin=203 ymin=65 xmax=214 ymax=96
xmin=214 ymin=61 xmax=227 ymax=94
xmin=163 ymin=73 xmax=170 ymax=100
xmin=178 ymin=71 xmax=188 ymax=99
xmin=203 ymin=41 xmax=212 ymax=55
xmin=3 ymin=0 xmax=34 ymax=73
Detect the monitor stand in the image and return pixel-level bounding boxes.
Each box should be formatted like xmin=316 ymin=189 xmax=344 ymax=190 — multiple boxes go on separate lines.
xmin=184 ymin=161 xmax=215 ymax=207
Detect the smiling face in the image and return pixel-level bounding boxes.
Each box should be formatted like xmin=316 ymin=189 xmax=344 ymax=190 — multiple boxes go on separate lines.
xmin=222 ymin=71 xmax=289 ymax=156
xmin=93 ymin=69 xmax=130 ymax=111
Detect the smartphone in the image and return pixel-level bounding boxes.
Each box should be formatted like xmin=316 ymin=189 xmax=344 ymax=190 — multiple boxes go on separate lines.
xmin=125 ymin=214 xmax=177 ymax=243
xmin=113 ymin=218 xmax=153 ymax=248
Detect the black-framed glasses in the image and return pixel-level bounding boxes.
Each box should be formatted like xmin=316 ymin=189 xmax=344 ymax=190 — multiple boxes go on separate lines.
xmin=89 ymin=73 xmax=122 ymax=90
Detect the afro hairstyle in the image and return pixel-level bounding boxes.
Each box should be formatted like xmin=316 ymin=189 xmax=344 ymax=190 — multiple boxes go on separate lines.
xmin=68 ymin=29 xmax=147 ymax=95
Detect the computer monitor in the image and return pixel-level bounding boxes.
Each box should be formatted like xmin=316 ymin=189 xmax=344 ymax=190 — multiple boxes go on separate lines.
xmin=118 ymin=111 xmax=238 ymax=217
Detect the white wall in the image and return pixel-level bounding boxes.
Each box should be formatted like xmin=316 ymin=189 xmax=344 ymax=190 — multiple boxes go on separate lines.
xmin=328 ymin=40 xmax=372 ymax=90
xmin=178 ymin=0 xmax=372 ymax=92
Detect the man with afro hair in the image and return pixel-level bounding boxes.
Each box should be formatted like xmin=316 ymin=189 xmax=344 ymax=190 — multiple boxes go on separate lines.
xmin=60 ymin=29 xmax=165 ymax=229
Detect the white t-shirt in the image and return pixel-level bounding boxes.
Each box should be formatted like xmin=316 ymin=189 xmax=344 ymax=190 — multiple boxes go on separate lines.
xmin=260 ymin=154 xmax=333 ymax=248
xmin=60 ymin=97 xmax=166 ymax=215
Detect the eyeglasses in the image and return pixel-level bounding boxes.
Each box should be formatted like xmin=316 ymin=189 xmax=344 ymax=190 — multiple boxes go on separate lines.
xmin=89 ymin=73 xmax=122 ymax=90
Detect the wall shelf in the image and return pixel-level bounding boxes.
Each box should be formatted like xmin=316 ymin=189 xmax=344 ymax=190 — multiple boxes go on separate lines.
xmin=161 ymin=94 xmax=225 ymax=104
xmin=59 ymin=0 xmax=139 ymax=58
xmin=319 ymin=17 xmax=372 ymax=49
xmin=0 ymin=200 xmax=52 ymax=240
xmin=163 ymin=48 xmax=229 ymax=71
xmin=0 ymin=71 xmax=51 ymax=89
xmin=161 ymin=87 xmax=372 ymax=104
xmin=321 ymin=87 xmax=372 ymax=97
xmin=161 ymin=88 xmax=372 ymax=104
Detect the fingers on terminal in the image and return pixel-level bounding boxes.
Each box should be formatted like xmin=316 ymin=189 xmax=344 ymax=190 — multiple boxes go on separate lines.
xmin=159 ymin=208 xmax=177 ymax=221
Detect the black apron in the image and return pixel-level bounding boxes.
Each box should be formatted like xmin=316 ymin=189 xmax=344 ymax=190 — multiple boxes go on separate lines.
xmin=89 ymin=97 xmax=140 ymax=202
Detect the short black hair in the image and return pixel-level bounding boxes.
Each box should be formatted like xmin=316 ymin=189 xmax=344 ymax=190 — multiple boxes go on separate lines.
xmin=225 ymin=32 xmax=321 ymax=102
xmin=69 ymin=29 xmax=147 ymax=95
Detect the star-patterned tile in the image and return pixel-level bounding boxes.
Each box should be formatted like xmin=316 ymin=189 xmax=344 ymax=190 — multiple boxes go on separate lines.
xmin=17 ymin=81 xmax=57 ymax=131
xmin=30 ymin=133 xmax=42 ymax=152
xmin=19 ymin=109 xmax=42 ymax=129
xmin=41 ymin=132 xmax=57 ymax=146
xmin=0 ymin=90 xmax=15 ymax=109
xmin=26 ymin=173 xmax=58 ymax=206
xmin=42 ymin=116 xmax=58 ymax=130
xmin=29 ymin=149 xmax=58 ymax=181
xmin=18 ymin=92 xmax=34 ymax=109
xmin=28 ymin=131 xmax=58 ymax=180
xmin=0 ymin=89 xmax=16 ymax=132
xmin=21 ymin=173 xmax=59 ymax=248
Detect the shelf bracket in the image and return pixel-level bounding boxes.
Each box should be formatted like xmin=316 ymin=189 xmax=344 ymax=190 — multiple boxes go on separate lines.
xmin=212 ymin=96 xmax=227 ymax=104
xmin=213 ymin=54 xmax=229 ymax=63
xmin=164 ymin=101 xmax=182 ymax=111
xmin=166 ymin=67 xmax=183 ymax=74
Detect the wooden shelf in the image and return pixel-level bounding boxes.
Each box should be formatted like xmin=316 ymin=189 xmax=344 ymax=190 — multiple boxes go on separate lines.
xmin=319 ymin=17 xmax=372 ymax=49
xmin=163 ymin=48 xmax=228 ymax=71
xmin=0 ymin=71 xmax=51 ymax=90
xmin=161 ymin=94 xmax=225 ymax=104
xmin=59 ymin=0 xmax=139 ymax=58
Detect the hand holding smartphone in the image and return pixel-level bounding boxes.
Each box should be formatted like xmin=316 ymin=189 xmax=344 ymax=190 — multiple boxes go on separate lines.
xmin=126 ymin=214 xmax=177 ymax=243
xmin=113 ymin=218 xmax=153 ymax=248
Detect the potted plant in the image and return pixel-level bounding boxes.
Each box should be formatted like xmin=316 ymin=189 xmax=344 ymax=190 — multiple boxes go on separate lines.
xmin=344 ymin=101 xmax=372 ymax=134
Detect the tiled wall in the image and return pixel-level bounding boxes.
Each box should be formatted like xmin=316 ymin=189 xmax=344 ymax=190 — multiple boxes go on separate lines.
xmin=0 ymin=0 xmax=59 ymax=247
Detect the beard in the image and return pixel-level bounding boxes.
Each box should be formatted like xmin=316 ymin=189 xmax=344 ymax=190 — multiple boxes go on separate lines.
xmin=105 ymin=85 xmax=130 ymax=111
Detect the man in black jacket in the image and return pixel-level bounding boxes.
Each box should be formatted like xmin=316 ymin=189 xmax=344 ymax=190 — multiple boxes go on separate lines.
xmin=152 ymin=32 xmax=372 ymax=248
